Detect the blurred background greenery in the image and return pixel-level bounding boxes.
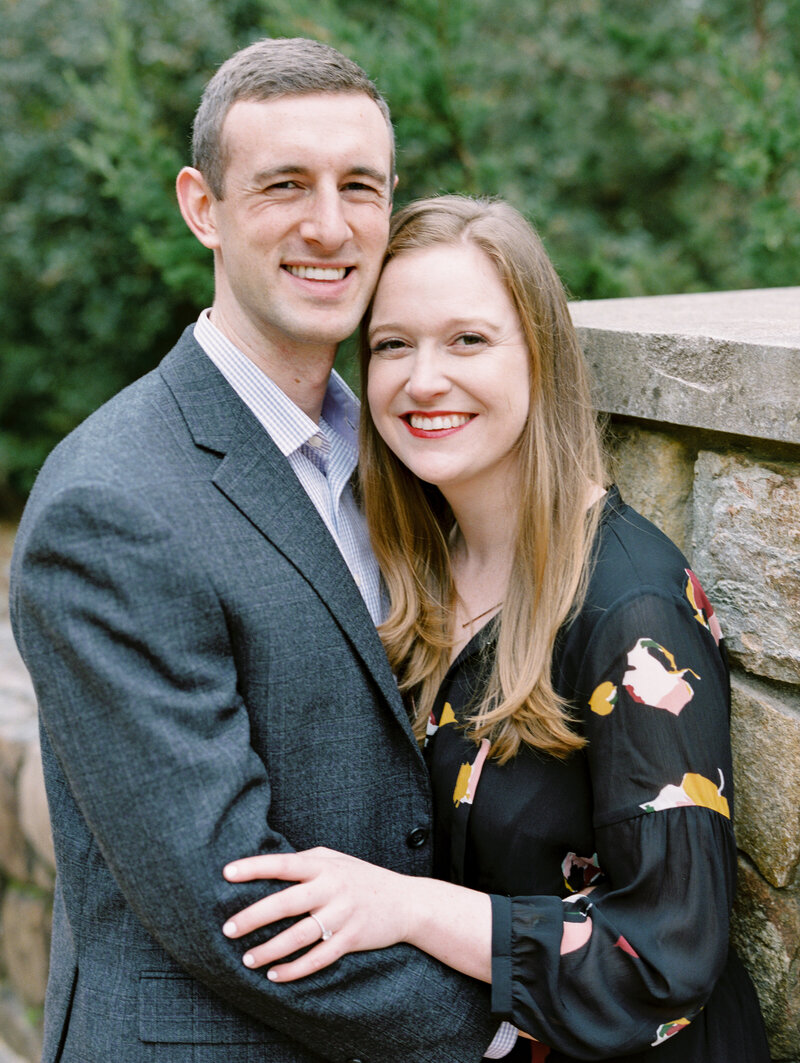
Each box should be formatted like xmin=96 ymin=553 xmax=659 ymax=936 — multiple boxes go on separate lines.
xmin=1 ymin=0 xmax=799 ymax=511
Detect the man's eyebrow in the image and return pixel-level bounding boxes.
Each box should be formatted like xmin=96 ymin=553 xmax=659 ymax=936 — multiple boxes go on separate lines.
xmin=252 ymin=165 xmax=390 ymax=188
xmin=251 ymin=166 xmax=303 ymax=184
xmin=347 ymin=166 xmax=392 ymax=187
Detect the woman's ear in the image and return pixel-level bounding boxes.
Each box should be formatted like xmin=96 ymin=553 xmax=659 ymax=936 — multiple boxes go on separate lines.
xmin=176 ymin=166 xmax=221 ymax=250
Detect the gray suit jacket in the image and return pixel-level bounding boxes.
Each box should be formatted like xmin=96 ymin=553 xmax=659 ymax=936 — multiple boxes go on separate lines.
xmin=10 ymin=329 xmax=496 ymax=1062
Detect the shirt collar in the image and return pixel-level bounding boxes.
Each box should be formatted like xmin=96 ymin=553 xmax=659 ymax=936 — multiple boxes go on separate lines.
xmin=193 ymin=309 xmax=359 ymax=460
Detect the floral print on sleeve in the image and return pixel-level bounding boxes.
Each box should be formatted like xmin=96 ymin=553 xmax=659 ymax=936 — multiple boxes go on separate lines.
xmin=685 ymin=568 xmax=722 ymax=644
xmin=640 ymin=770 xmax=730 ymax=818
xmin=491 ymin=566 xmax=743 ymax=1056
xmin=590 ymin=637 xmax=700 ymax=717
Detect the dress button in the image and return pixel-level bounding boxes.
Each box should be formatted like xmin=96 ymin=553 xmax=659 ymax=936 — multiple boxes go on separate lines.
xmin=406 ymin=826 xmax=428 ymax=849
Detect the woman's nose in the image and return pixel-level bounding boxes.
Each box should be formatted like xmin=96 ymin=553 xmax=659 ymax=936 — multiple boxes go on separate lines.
xmin=404 ymin=348 xmax=450 ymax=401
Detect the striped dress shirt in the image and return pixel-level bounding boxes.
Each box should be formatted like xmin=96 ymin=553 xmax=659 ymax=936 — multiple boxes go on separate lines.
xmin=193 ymin=311 xmax=383 ymax=625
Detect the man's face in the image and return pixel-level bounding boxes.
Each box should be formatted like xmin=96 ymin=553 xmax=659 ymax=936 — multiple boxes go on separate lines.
xmin=206 ymin=93 xmax=394 ymax=360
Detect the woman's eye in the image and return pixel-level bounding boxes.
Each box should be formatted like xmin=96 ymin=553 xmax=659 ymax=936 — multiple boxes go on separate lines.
xmin=454 ymin=332 xmax=486 ymax=348
xmin=370 ymin=338 xmax=409 ymax=357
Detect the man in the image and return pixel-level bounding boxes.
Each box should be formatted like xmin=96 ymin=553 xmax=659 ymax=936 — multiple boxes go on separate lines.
xmin=10 ymin=37 xmax=507 ymax=1063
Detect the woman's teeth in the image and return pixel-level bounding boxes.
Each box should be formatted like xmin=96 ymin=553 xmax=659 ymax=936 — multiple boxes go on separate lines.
xmin=409 ymin=414 xmax=472 ymax=430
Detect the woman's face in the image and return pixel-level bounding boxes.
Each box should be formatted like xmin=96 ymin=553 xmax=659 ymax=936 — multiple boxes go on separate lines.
xmin=366 ymin=242 xmax=531 ymax=505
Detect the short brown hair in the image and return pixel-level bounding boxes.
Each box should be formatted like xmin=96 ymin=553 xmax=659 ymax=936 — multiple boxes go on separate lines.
xmin=191 ymin=37 xmax=394 ymax=199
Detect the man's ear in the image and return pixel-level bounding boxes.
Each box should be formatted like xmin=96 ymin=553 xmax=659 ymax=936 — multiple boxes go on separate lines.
xmin=176 ymin=166 xmax=221 ymax=250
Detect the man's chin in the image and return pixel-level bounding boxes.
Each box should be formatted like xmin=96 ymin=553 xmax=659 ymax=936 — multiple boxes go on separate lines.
xmin=289 ymin=311 xmax=368 ymax=351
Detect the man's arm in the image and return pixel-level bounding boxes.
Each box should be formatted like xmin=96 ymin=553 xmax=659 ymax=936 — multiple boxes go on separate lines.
xmin=11 ymin=480 xmax=497 ymax=1063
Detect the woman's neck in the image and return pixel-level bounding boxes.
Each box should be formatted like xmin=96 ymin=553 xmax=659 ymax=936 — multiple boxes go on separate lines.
xmin=447 ymin=494 xmax=518 ymax=660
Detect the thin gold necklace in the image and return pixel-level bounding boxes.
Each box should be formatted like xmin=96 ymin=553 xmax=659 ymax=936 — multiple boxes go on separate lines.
xmin=461 ymin=603 xmax=502 ymax=628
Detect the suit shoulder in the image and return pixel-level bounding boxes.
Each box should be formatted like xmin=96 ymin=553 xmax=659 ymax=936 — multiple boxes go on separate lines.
xmin=31 ymin=328 xmax=204 ymax=491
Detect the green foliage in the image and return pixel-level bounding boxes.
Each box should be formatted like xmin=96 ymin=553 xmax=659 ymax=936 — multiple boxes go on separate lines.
xmin=1 ymin=0 xmax=798 ymax=506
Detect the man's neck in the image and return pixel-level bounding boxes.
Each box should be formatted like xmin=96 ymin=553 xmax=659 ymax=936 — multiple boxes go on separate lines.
xmin=208 ymin=306 xmax=335 ymax=423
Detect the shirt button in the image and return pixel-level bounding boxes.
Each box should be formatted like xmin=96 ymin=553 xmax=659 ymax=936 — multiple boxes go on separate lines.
xmin=308 ymin=433 xmax=323 ymax=448
xmin=406 ymin=827 xmax=428 ymax=849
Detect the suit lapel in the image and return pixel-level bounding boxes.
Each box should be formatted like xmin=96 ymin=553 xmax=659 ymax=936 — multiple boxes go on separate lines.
xmin=159 ymin=329 xmax=410 ymax=733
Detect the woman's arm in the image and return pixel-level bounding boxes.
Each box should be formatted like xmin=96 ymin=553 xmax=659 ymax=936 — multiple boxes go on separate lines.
xmin=222 ymin=848 xmax=493 ymax=982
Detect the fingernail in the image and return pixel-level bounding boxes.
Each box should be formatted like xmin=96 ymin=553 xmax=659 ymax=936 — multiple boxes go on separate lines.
xmin=267 ymin=969 xmax=279 ymax=981
xmin=223 ymin=921 xmax=237 ymax=937
xmin=224 ymin=863 xmax=239 ymax=879
xmin=243 ymin=953 xmax=255 ymax=968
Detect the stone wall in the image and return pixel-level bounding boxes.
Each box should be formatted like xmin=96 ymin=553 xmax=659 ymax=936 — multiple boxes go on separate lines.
xmin=0 ymin=525 xmax=50 ymax=1063
xmin=0 ymin=287 xmax=797 ymax=1061
xmin=572 ymin=286 xmax=800 ymax=1062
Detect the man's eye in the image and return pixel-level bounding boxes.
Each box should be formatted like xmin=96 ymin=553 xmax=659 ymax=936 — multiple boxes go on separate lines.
xmin=344 ymin=182 xmax=383 ymax=196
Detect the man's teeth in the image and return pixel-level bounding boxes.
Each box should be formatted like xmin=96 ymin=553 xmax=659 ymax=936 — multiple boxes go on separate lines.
xmin=409 ymin=414 xmax=472 ymax=431
xmin=286 ymin=265 xmax=347 ymax=281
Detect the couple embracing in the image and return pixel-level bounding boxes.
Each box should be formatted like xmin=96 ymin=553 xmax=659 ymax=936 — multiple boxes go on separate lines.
xmin=10 ymin=36 xmax=769 ymax=1063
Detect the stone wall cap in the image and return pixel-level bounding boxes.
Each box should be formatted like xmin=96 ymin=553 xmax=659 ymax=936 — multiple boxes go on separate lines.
xmin=569 ymin=287 xmax=800 ymax=444
xmin=570 ymin=287 xmax=800 ymax=348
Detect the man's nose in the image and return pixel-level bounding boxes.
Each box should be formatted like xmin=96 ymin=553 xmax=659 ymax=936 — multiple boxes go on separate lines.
xmin=298 ymin=187 xmax=353 ymax=251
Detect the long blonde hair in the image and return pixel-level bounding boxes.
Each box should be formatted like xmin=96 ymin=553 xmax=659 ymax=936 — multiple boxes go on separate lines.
xmin=359 ymin=196 xmax=607 ymax=762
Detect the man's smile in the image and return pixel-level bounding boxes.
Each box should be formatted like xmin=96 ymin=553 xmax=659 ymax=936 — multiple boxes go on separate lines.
xmin=283 ymin=264 xmax=352 ymax=281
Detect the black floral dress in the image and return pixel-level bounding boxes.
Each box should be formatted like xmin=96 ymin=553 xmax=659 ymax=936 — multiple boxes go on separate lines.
xmin=425 ymin=488 xmax=770 ymax=1062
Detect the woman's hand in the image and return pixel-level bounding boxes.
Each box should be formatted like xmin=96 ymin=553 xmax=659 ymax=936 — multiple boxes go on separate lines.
xmin=222 ymin=846 xmax=493 ymax=984
xmin=222 ymin=847 xmax=420 ymax=981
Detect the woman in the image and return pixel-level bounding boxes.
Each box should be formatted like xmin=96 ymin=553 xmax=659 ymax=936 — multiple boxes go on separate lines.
xmin=221 ymin=196 xmax=770 ymax=1061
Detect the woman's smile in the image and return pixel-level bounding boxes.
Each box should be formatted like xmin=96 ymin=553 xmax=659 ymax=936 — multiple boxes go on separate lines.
xmin=367 ymin=242 xmax=531 ymax=503
xmin=403 ymin=411 xmax=476 ymax=436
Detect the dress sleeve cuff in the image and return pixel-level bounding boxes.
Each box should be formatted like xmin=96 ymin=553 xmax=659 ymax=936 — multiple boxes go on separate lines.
xmin=490 ymin=893 xmax=514 ymax=1018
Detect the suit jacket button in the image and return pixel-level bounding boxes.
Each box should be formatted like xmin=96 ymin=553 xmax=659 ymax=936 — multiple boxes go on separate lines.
xmin=406 ymin=826 xmax=428 ymax=849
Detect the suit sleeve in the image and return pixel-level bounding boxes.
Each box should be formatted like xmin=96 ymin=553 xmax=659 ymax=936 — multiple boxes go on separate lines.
xmin=12 ymin=481 xmax=496 ymax=1063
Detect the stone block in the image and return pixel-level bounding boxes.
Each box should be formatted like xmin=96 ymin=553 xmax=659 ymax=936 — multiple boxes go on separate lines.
xmin=731 ymin=675 xmax=800 ymax=888
xmin=0 ymin=887 xmax=50 ymax=1010
xmin=18 ymin=741 xmax=54 ymax=874
xmin=0 ymin=985 xmax=42 ymax=1063
xmin=571 ymin=286 xmax=800 ymax=444
xmin=0 ymin=1038 xmax=30 ymax=1063
xmin=0 ymin=775 xmax=27 ymax=883
xmin=606 ymin=424 xmax=694 ymax=553
xmin=0 ymin=730 xmax=30 ymax=884
xmin=692 ymin=452 xmax=800 ymax=684
xmin=731 ymin=859 xmax=800 ymax=1061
